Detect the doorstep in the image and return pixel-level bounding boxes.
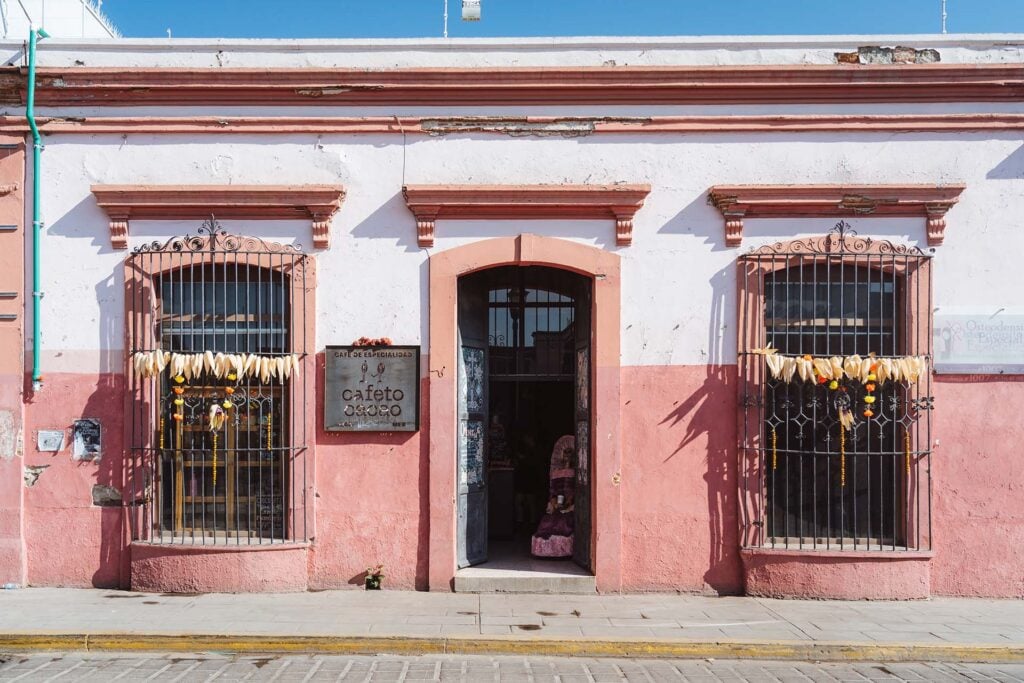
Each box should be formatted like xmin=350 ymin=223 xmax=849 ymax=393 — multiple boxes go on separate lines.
xmin=454 ymin=556 xmax=596 ymax=594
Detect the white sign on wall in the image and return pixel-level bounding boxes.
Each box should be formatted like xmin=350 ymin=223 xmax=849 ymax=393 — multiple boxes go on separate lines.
xmin=462 ymin=0 xmax=481 ymax=21
xmin=933 ymin=307 xmax=1024 ymax=374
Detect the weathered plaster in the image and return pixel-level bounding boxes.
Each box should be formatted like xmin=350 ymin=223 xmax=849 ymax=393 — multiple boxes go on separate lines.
xmin=23 ymin=465 xmax=48 ymax=487
xmin=10 ymin=35 xmax=1024 ymax=69
xmin=0 ymin=410 xmax=15 ymax=459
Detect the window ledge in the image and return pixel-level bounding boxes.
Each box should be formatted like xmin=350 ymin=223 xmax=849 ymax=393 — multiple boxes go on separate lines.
xmin=131 ymin=540 xmax=311 ymax=554
xmin=742 ymin=546 xmax=933 ymax=561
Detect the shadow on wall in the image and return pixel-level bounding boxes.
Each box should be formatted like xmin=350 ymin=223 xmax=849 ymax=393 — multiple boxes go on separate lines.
xmin=46 ymin=194 xmax=123 ymax=255
xmin=987 ymin=142 xmax=1024 ymax=179
xmin=92 ymin=269 xmax=127 ymax=588
xmin=659 ymin=262 xmax=741 ymax=594
xmin=349 ymin=191 xmax=421 ymax=254
xmin=656 ymin=190 xmax=733 ymax=253
xmin=30 ymin=191 xmax=128 ymax=586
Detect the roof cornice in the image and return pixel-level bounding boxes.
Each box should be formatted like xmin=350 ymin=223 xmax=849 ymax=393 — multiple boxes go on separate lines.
xmin=5 ymin=64 xmax=1022 ymax=107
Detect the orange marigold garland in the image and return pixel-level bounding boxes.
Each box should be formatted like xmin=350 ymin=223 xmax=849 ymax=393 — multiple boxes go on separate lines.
xmin=267 ymin=414 xmax=273 ymax=452
xmin=159 ymin=416 xmax=165 ymax=450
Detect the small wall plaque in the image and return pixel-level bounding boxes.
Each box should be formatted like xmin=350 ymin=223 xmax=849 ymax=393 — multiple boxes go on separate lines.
xmin=37 ymin=430 xmax=65 ymax=452
xmin=325 ymin=346 xmax=420 ymax=432
xmin=72 ymin=419 xmax=102 ymax=460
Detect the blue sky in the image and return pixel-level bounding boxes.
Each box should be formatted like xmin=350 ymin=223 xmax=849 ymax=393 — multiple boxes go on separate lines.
xmin=100 ymin=1 xmax=1024 ymax=39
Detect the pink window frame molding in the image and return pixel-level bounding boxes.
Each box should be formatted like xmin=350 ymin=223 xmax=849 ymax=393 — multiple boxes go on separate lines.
xmin=428 ymin=234 xmax=623 ymax=591
xmin=708 ymin=184 xmax=965 ymax=247
xmin=735 ymin=231 xmax=933 ymax=555
xmin=123 ymin=234 xmax=318 ymax=558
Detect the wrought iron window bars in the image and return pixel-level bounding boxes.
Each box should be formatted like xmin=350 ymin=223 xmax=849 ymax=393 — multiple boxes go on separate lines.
xmin=125 ymin=220 xmax=310 ymax=545
xmin=738 ymin=222 xmax=934 ymax=552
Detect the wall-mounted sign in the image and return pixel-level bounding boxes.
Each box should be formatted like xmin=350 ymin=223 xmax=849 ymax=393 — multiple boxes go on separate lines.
xmin=37 ymin=430 xmax=65 ymax=452
xmin=72 ymin=419 xmax=102 ymax=460
xmin=462 ymin=0 xmax=481 ymax=21
xmin=324 ymin=346 xmax=420 ymax=431
xmin=934 ymin=308 xmax=1024 ymax=374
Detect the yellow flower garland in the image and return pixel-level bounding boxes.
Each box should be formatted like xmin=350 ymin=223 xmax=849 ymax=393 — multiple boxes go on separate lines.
xmin=212 ymin=431 xmax=218 ymax=488
xmin=839 ymin=424 xmax=846 ymax=488
xmin=771 ymin=425 xmax=777 ymax=471
xmin=905 ymin=428 xmax=912 ymax=478
xmin=267 ymin=414 xmax=273 ymax=452
xmin=159 ymin=416 xmax=164 ymax=450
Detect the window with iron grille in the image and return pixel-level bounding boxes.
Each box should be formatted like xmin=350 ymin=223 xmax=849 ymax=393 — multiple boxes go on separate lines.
xmin=125 ymin=222 xmax=311 ymax=545
xmin=737 ymin=222 xmax=934 ymax=552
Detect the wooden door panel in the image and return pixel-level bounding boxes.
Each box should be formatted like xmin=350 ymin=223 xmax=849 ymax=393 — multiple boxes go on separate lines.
xmin=457 ymin=279 xmax=489 ymax=568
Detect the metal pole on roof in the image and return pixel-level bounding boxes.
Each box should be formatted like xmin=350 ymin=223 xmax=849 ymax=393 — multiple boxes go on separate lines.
xmin=443 ymin=0 xmax=448 ymax=38
xmin=941 ymin=0 xmax=948 ymax=33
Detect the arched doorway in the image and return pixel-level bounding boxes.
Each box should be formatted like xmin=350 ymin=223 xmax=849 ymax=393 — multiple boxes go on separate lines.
xmin=456 ymin=266 xmax=593 ymax=574
xmin=427 ymin=234 xmax=622 ymax=593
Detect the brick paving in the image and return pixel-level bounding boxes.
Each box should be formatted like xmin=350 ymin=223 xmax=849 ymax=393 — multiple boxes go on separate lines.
xmin=1 ymin=589 xmax=1023 ymax=647
xmin=2 ymin=653 xmax=1024 ymax=682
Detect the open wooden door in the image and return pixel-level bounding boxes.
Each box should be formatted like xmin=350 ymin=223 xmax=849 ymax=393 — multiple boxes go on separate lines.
xmin=573 ymin=276 xmax=593 ymax=570
xmin=457 ymin=276 xmax=488 ymax=568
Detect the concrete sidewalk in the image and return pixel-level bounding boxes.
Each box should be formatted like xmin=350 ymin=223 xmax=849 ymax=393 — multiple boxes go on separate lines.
xmin=1 ymin=588 xmax=1022 ymax=663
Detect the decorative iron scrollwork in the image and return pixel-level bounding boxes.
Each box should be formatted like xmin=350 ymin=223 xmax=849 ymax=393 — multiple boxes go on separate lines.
xmin=131 ymin=218 xmax=306 ymax=256
xmin=746 ymin=220 xmax=929 ymax=258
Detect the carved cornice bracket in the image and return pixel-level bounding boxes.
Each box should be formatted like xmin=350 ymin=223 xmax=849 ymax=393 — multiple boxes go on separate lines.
xmin=402 ymin=184 xmax=650 ymax=248
xmin=92 ymin=184 xmax=346 ymax=250
xmin=108 ymin=212 xmax=130 ymax=250
xmin=924 ymin=202 xmax=957 ymax=246
xmin=707 ymin=184 xmax=965 ymax=247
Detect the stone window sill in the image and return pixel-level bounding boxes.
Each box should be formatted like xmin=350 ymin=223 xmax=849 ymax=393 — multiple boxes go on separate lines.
xmin=742 ymin=546 xmax=933 ymax=560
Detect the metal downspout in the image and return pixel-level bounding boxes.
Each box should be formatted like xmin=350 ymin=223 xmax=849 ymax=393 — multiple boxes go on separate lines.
xmin=26 ymin=26 xmax=47 ymax=391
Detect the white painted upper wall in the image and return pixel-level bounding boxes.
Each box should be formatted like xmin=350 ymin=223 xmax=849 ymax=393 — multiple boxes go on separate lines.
xmin=0 ymin=0 xmax=118 ymax=39
xmin=34 ymin=131 xmax=1023 ymax=371
xmin=4 ymin=33 xmax=1023 ymax=68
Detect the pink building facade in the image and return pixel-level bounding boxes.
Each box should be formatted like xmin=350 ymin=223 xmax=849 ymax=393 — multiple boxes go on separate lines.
xmin=0 ymin=35 xmax=1022 ymax=599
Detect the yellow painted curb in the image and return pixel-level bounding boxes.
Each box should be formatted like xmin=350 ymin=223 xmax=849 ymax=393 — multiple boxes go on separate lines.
xmin=0 ymin=633 xmax=1021 ymax=663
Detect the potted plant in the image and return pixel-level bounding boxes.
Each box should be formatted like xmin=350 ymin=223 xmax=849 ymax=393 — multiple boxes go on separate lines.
xmin=365 ymin=564 xmax=384 ymax=590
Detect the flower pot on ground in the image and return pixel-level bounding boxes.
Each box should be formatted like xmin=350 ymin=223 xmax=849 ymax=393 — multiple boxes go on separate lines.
xmin=365 ymin=564 xmax=384 ymax=590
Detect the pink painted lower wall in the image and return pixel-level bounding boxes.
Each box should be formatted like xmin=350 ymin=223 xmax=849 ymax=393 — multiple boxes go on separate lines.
xmin=17 ymin=364 xmax=1024 ymax=598
xmin=22 ymin=372 xmax=127 ymax=588
xmin=619 ymin=364 xmax=743 ymax=595
xmin=0 ymin=451 xmax=24 ymax=586
xmin=131 ymin=542 xmax=309 ymax=593
xmin=930 ymin=375 xmax=1024 ymax=598
xmin=742 ymin=549 xmax=931 ymax=600
xmin=301 ymin=356 xmax=429 ymax=591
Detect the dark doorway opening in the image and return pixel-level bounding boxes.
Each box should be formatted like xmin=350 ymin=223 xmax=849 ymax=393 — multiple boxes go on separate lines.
xmin=457 ymin=265 xmax=592 ymax=574
xmin=487 ymin=381 xmax=574 ymax=547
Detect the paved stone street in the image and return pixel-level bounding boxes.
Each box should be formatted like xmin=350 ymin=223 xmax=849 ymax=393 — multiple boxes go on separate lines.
xmin=2 ymin=653 xmax=1023 ymax=682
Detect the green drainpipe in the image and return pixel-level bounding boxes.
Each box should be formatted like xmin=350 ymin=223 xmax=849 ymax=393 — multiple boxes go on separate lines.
xmin=26 ymin=27 xmax=48 ymax=392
